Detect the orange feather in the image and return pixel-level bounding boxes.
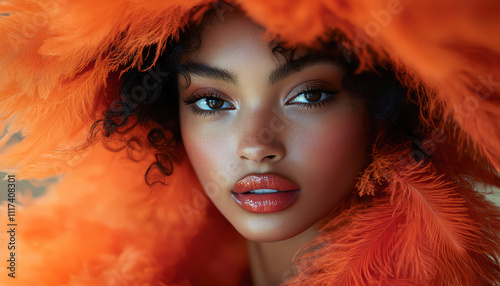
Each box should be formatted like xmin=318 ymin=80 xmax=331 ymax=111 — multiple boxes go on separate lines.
xmin=284 ymin=143 xmax=500 ymax=285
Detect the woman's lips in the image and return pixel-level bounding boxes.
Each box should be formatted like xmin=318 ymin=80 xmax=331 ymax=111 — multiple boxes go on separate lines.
xmin=231 ymin=174 xmax=300 ymax=213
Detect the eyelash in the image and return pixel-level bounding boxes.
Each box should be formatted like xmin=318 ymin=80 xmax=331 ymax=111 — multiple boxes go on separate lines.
xmin=182 ymin=85 xmax=341 ymax=117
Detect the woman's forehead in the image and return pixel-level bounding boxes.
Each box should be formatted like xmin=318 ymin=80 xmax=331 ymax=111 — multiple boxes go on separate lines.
xmin=184 ymin=13 xmax=270 ymax=59
xmin=181 ymin=10 xmax=350 ymax=70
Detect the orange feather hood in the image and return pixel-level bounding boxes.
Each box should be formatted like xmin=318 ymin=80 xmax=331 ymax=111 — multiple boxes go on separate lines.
xmin=0 ymin=0 xmax=499 ymax=285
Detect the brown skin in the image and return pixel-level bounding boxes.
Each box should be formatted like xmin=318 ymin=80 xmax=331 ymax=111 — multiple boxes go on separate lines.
xmin=178 ymin=11 xmax=369 ymax=285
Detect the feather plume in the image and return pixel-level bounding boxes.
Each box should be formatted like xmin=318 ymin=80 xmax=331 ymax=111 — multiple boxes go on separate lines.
xmin=284 ymin=143 xmax=500 ymax=285
xmin=0 ymin=132 xmax=248 ymax=285
xmin=0 ymin=0 xmax=196 ymax=178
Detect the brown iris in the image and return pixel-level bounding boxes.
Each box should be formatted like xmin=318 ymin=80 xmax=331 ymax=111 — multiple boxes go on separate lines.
xmin=304 ymin=91 xmax=322 ymax=102
xmin=207 ymin=98 xmax=224 ymax=109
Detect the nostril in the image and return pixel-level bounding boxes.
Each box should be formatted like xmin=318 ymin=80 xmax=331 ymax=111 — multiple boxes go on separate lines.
xmin=237 ymin=145 xmax=285 ymax=163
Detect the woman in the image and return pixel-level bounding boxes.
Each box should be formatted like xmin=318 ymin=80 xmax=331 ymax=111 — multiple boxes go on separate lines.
xmin=0 ymin=0 xmax=499 ymax=285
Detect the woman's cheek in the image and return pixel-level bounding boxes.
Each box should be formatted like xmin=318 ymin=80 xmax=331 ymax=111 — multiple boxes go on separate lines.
xmin=290 ymin=109 xmax=368 ymax=197
xmin=181 ymin=119 xmax=235 ymax=198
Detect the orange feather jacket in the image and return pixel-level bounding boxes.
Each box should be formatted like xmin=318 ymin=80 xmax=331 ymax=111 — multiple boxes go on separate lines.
xmin=0 ymin=0 xmax=500 ymax=285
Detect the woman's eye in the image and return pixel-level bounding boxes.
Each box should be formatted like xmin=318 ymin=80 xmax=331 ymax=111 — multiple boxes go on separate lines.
xmin=288 ymin=90 xmax=340 ymax=107
xmin=293 ymin=91 xmax=326 ymax=103
xmin=183 ymin=92 xmax=235 ymax=117
xmin=194 ymin=97 xmax=232 ymax=110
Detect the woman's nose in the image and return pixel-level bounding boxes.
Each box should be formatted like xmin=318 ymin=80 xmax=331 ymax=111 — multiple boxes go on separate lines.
xmin=236 ymin=110 xmax=286 ymax=164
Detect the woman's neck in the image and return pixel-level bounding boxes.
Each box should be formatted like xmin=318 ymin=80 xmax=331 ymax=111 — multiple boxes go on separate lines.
xmin=246 ymin=223 xmax=320 ymax=286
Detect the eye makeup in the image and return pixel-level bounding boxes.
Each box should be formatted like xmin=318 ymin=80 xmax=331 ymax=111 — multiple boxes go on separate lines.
xmin=182 ymin=83 xmax=341 ymax=117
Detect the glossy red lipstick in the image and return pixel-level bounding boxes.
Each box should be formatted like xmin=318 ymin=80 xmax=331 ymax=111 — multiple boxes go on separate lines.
xmin=231 ymin=174 xmax=300 ymax=213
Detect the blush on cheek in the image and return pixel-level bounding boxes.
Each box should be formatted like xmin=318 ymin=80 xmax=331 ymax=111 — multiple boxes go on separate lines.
xmin=294 ymin=112 xmax=368 ymax=194
xmin=326 ymin=121 xmax=366 ymax=167
xmin=181 ymin=129 xmax=235 ymax=198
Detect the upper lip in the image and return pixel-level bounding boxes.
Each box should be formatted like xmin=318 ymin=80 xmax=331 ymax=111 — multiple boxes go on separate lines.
xmin=232 ymin=174 xmax=300 ymax=194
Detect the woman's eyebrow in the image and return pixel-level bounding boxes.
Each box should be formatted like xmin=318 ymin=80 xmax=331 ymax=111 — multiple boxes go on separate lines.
xmin=269 ymin=56 xmax=337 ymax=85
xmin=181 ymin=56 xmax=337 ymax=86
xmin=181 ymin=62 xmax=239 ymax=85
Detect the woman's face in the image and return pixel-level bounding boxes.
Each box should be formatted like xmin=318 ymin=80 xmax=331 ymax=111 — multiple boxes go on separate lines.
xmin=178 ymin=12 xmax=369 ymax=242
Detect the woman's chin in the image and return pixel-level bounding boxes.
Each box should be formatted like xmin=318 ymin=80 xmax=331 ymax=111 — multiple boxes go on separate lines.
xmin=228 ymin=212 xmax=319 ymax=243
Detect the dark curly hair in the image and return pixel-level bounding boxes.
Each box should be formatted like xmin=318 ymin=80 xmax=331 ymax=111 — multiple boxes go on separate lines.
xmin=88 ymin=1 xmax=423 ymax=186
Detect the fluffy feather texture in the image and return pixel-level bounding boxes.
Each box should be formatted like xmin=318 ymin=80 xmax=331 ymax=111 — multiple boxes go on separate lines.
xmin=1 ymin=0 xmax=500 ymax=285
xmin=284 ymin=142 xmax=500 ymax=285
xmin=0 ymin=128 xmax=248 ymax=285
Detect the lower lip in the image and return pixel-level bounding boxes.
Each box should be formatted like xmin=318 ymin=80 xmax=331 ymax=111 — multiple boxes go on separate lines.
xmin=231 ymin=190 xmax=300 ymax=213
